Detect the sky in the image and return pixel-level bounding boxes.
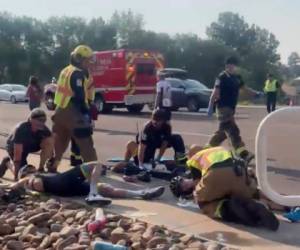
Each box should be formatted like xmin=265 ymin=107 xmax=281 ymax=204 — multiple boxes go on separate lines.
xmin=0 ymin=0 xmax=299 ymax=63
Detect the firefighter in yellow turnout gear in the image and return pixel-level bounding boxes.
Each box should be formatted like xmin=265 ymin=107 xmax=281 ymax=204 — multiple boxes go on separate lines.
xmin=51 ymin=45 xmax=97 ymax=172
xmin=264 ymin=73 xmax=280 ymax=113
xmin=70 ymin=73 xmax=97 ymax=166
xmin=169 ymin=145 xmax=279 ymax=231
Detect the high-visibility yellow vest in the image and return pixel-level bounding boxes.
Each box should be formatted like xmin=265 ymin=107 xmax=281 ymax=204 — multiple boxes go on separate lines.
xmin=264 ymin=79 xmax=277 ymax=92
xmin=85 ymin=73 xmax=95 ymax=103
xmin=187 ymin=146 xmax=232 ymax=176
xmin=54 ymin=65 xmax=89 ymax=108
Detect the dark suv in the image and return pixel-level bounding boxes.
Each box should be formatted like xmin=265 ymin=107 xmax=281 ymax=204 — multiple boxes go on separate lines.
xmin=167 ymin=78 xmax=212 ymax=112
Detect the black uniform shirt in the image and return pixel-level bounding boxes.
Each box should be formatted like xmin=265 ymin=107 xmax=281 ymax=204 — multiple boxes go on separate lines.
xmin=138 ymin=121 xmax=171 ymax=148
xmin=215 ymin=71 xmax=244 ymax=109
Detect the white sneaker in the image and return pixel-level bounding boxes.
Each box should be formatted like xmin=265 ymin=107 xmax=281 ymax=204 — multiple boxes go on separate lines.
xmin=85 ymin=193 xmax=111 ymax=206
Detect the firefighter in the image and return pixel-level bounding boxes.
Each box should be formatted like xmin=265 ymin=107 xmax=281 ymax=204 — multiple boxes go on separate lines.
xmin=50 ymin=45 xmax=97 ymax=172
xmin=207 ymin=56 xmax=260 ymax=163
xmin=70 ymin=71 xmax=98 ymax=166
xmin=264 ymin=73 xmax=280 ymax=113
xmin=169 ymin=145 xmax=280 ymax=231
xmin=154 ymin=71 xmax=172 ymax=121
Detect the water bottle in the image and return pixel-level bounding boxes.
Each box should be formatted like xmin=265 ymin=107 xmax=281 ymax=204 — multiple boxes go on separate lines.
xmin=92 ymin=241 xmax=128 ymax=250
xmin=87 ymin=208 xmax=107 ymax=233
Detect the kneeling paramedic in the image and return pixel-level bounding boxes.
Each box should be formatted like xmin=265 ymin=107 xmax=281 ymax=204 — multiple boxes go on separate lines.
xmin=112 ymin=109 xmax=187 ymax=182
xmin=51 ymin=45 xmax=97 ymax=171
xmin=169 ymin=145 xmax=279 ymax=231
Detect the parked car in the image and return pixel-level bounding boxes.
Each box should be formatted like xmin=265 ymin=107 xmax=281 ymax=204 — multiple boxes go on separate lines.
xmin=0 ymin=84 xmax=28 ymax=103
xmin=159 ymin=68 xmax=188 ymax=79
xmin=167 ymin=78 xmax=212 ymax=112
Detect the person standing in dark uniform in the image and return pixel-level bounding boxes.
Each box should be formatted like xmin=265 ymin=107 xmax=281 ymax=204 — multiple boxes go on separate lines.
xmin=207 ymin=57 xmax=260 ymax=162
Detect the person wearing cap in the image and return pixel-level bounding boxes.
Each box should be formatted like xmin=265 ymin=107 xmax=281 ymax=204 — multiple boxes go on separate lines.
xmin=154 ymin=71 xmax=172 ymax=121
xmin=207 ymin=56 xmax=260 ymax=163
xmin=8 ymin=162 xmax=165 ymax=205
xmin=169 ymin=145 xmax=280 ymax=231
xmin=51 ymin=45 xmax=97 ymax=172
xmin=112 ymin=109 xmax=187 ymax=182
xmin=263 ymin=73 xmax=280 ymax=113
xmin=0 ymin=108 xmax=53 ymax=180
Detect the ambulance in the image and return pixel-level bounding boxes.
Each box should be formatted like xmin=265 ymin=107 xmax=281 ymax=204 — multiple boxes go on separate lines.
xmin=91 ymin=49 xmax=164 ymax=113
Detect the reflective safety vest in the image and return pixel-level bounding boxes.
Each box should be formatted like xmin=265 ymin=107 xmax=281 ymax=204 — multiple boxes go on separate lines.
xmin=85 ymin=73 xmax=95 ymax=103
xmin=54 ymin=65 xmax=89 ymax=108
xmin=187 ymin=146 xmax=232 ymax=176
xmin=264 ymin=79 xmax=277 ymax=93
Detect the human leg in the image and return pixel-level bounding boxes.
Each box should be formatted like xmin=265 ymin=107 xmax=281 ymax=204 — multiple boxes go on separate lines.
xmin=70 ymin=138 xmax=83 ymax=166
xmin=97 ymin=183 xmax=165 ymax=200
xmin=111 ymin=141 xmax=138 ymax=173
xmin=39 ymin=136 xmax=54 ymax=171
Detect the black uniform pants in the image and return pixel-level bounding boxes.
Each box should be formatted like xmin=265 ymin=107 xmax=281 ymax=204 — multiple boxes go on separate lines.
xmin=266 ymin=92 xmax=277 ymax=113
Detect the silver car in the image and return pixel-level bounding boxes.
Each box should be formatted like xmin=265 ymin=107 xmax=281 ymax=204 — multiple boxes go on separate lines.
xmin=0 ymin=84 xmax=28 ymax=103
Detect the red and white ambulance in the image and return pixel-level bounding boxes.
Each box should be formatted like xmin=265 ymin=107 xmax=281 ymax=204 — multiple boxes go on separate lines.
xmin=91 ymin=49 xmax=164 ymax=113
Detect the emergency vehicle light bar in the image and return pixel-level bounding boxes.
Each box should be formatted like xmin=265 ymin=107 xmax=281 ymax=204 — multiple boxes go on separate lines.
xmin=256 ymin=107 xmax=300 ymax=206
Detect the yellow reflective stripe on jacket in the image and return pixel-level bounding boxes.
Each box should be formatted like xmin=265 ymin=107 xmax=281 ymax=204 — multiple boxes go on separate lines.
xmin=264 ymin=79 xmax=277 ymax=92
xmin=55 ymin=65 xmax=89 ymax=108
xmin=187 ymin=146 xmax=232 ymax=176
xmin=54 ymin=65 xmax=74 ymax=108
xmin=85 ymin=74 xmax=95 ymax=102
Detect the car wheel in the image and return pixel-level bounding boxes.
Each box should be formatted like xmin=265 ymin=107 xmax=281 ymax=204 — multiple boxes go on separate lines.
xmin=95 ymin=95 xmax=113 ymax=113
xmin=127 ymin=104 xmax=144 ymax=113
xmin=187 ymin=97 xmax=200 ymax=112
xmin=10 ymin=96 xmax=17 ymax=104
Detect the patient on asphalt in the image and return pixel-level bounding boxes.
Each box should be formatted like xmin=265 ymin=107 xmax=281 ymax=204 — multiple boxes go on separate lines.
xmin=112 ymin=109 xmax=187 ymax=182
xmin=0 ymin=108 xmax=54 ymax=181
xmin=5 ymin=162 xmax=164 ymax=205
xmin=169 ymin=145 xmax=280 ymax=231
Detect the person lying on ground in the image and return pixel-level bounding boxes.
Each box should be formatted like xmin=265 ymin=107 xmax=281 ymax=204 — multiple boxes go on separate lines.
xmin=169 ymin=145 xmax=281 ymax=231
xmin=112 ymin=109 xmax=187 ymax=182
xmin=8 ymin=162 xmax=165 ymax=206
xmin=0 ymin=108 xmax=54 ymax=180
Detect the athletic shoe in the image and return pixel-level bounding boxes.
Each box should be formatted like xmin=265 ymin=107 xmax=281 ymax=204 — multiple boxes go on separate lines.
xmin=137 ymin=171 xmax=151 ymax=182
xmin=0 ymin=157 xmax=10 ymax=178
xmin=141 ymin=186 xmax=165 ymax=200
xmin=283 ymin=207 xmax=300 ymax=222
xmin=85 ymin=193 xmax=111 ymax=206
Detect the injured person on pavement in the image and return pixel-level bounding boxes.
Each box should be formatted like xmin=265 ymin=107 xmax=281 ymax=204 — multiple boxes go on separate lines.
xmin=6 ymin=162 xmax=165 ymax=206
xmin=169 ymin=145 xmax=284 ymax=231
xmin=111 ymin=109 xmax=187 ymax=182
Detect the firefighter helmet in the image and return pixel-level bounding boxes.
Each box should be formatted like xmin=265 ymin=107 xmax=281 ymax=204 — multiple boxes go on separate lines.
xmin=71 ymin=45 xmax=93 ymax=58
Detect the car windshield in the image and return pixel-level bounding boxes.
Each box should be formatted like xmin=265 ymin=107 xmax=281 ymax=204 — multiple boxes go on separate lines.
xmin=184 ymin=80 xmax=208 ymax=90
xmin=12 ymin=85 xmax=26 ymax=91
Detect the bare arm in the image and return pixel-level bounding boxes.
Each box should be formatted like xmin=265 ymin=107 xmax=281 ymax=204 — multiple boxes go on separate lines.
xmin=208 ymin=87 xmax=220 ymax=107
xmin=10 ymin=177 xmax=29 ymax=190
xmin=13 ymin=143 xmax=23 ymax=178
xmin=138 ymin=143 xmax=146 ymax=166
xmin=240 ymin=86 xmax=258 ymax=98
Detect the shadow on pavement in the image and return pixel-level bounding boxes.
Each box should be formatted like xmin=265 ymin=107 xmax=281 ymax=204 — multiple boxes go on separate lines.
xmin=268 ymin=166 xmax=300 ymax=178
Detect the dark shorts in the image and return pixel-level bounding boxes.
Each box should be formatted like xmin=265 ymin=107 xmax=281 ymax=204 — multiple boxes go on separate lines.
xmin=40 ymin=166 xmax=90 ymax=197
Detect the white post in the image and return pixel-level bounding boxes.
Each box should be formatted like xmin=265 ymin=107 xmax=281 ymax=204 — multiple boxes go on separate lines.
xmin=255 ymin=107 xmax=300 ymax=206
